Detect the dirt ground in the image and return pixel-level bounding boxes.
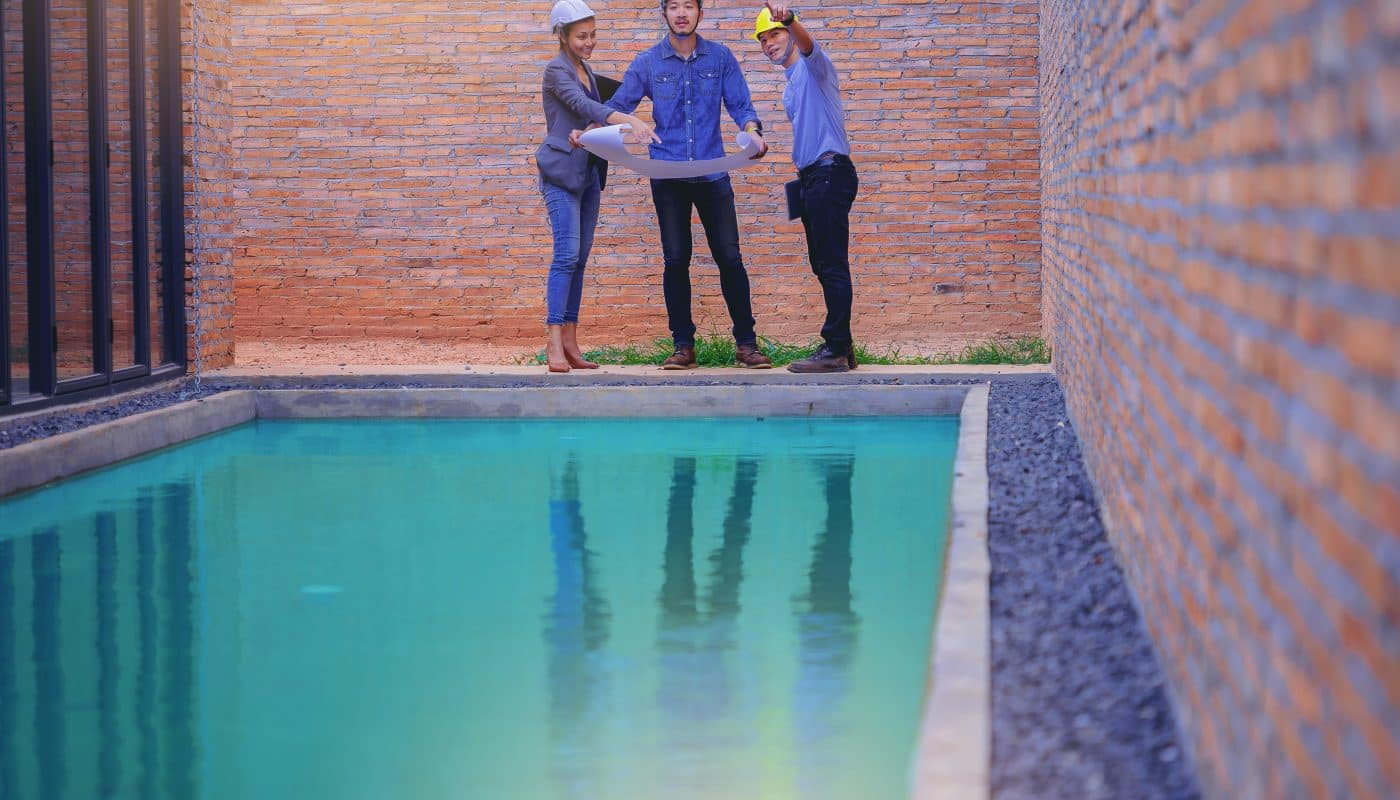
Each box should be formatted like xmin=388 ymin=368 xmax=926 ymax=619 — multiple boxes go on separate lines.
xmin=232 ymin=334 xmax=991 ymax=368
xmin=234 ymin=340 xmax=542 ymax=367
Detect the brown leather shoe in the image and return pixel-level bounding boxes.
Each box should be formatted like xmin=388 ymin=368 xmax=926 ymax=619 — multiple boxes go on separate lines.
xmin=786 ymin=344 xmax=851 ymax=373
xmin=662 ymin=345 xmax=697 ymax=370
xmin=735 ymin=343 xmax=773 ymax=369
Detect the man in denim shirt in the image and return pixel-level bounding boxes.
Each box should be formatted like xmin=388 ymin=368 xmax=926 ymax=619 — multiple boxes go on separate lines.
xmin=607 ymin=0 xmax=773 ymax=369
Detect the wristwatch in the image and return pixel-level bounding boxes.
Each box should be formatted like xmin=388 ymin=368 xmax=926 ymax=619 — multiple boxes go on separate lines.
xmin=781 ymin=8 xmax=796 ymax=25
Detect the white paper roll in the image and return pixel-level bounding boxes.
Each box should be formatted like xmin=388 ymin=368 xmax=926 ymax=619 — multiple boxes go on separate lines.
xmin=579 ymin=124 xmax=763 ymax=179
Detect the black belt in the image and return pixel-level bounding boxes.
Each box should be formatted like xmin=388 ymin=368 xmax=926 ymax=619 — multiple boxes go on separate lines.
xmin=799 ymin=151 xmax=853 ymax=176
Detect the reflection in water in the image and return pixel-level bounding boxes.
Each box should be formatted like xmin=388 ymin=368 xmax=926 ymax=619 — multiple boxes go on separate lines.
xmin=543 ymin=457 xmax=612 ymax=796
xmin=0 ymin=538 xmax=15 ymax=799
xmin=0 ymin=483 xmax=197 ymax=799
xmin=794 ymin=456 xmax=859 ymax=795
xmin=657 ymin=456 xmax=759 ymax=791
xmin=0 ymin=417 xmax=950 ymax=800
xmin=97 ymin=512 xmax=120 ymax=796
xmin=35 ymin=529 xmax=64 ymax=800
xmin=137 ymin=491 xmax=159 ymax=799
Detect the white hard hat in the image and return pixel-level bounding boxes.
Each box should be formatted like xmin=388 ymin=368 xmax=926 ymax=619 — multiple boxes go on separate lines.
xmin=550 ymin=0 xmax=596 ymax=31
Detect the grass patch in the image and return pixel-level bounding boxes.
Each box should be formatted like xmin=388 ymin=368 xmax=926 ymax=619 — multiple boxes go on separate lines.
xmin=533 ymin=335 xmax=1049 ymax=367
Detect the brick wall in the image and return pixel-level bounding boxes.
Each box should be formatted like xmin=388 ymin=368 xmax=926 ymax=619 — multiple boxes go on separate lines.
xmin=50 ymin=0 xmax=93 ymax=376
xmin=4 ymin=0 xmax=27 ymax=383
xmin=185 ymin=0 xmax=236 ymax=369
xmin=1041 ymin=0 xmax=1399 ymax=796
xmin=3 ymin=0 xmax=180 ymax=379
xmin=208 ymin=0 xmax=1039 ymax=356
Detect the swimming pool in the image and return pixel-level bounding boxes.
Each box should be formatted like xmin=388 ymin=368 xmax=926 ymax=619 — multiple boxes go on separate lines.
xmin=1 ymin=414 xmax=959 ymax=799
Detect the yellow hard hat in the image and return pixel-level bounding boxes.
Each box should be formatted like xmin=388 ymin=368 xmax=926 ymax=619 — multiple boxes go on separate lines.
xmin=752 ymin=7 xmax=791 ymax=41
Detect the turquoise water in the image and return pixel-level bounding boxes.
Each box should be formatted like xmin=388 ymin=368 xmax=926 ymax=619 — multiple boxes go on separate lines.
xmin=0 ymin=416 xmax=958 ymax=799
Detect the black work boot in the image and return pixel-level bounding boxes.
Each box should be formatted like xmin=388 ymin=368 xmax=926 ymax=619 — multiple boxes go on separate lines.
xmin=787 ymin=343 xmax=851 ymax=373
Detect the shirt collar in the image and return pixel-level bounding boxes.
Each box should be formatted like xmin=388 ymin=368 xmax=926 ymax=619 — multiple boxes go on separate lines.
xmin=660 ymin=33 xmax=710 ymax=60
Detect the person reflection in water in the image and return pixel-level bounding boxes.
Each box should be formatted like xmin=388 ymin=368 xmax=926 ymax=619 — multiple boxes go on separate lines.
xmin=793 ymin=455 xmax=859 ymax=796
xmin=656 ymin=456 xmax=759 ymax=793
xmin=543 ymin=456 xmax=612 ymax=796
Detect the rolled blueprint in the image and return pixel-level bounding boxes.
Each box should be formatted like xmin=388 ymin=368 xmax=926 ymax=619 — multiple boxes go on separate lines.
xmin=578 ymin=124 xmax=763 ymax=179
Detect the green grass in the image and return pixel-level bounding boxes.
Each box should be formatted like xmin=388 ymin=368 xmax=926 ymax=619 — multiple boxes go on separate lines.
xmin=533 ymin=335 xmax=1049 ymax=367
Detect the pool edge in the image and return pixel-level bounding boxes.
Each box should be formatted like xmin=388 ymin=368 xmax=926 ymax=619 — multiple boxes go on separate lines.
xmin=912 ymin=382 xmax=992 ymax=799
xmin=253 ymin=384 xmax=968 ymax=418
xmin=0 ymin=390 xmax=257 ymax=498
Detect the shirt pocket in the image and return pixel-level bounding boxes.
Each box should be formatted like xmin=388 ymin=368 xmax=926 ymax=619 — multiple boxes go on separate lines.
xmin=698 ymin=67 xmax=722 ymax=103
xmin=654 ymin=72 xmax=678 ymax=100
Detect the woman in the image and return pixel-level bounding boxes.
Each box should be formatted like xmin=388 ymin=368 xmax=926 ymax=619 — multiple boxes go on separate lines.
xmin=536 ymin=0 xmax=657 ymax=372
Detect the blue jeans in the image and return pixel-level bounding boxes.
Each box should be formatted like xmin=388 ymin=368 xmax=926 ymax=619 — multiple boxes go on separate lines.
xmin=543 ymin=171 xmax=602 ymax=325
xmin=649 ymin=176 xmax=757 ymax=347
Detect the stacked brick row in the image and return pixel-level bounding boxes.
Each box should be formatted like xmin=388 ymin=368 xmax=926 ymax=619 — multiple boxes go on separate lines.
xmin=1040 ymin=0 xmax=1399 ymax=795
xmin=206 ymin=0 xmax=1039 ymax=359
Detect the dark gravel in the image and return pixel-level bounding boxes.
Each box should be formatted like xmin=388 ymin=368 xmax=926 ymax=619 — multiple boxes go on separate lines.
xmin=988 ymin=376 xmax=1200 ymax=799
xmin=3 ymin=373 xmax=1201 ymax=796
xmin=0 ymin=382 xmax=225 ymax=451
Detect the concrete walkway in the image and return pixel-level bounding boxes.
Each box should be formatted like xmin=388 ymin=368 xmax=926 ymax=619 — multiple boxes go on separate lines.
xmin=205 ymin=362 xmax=1052 ymax=385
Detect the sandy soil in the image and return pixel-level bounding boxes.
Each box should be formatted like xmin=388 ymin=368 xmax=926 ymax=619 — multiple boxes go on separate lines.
xmin=235 ymin=340 xmax=542 ymax=367
xmin=232 ymin=334 xmax=995 ymax=368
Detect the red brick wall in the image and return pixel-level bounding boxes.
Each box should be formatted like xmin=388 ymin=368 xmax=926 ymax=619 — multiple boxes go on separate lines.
xmin=1041 ymin=0 xmax=1399 ymax=795
xmin=4 ymin=0 xmax=27 ymax=383
xmin=50 ymin=0 xmax=94 ymax=376
xmin=185 ymin=0 xmax=235 ymax=369
xmin=3 ymin=0 xmax=179 ymax=378
xmin=208 ymin=0 xmax=1039 ymax=356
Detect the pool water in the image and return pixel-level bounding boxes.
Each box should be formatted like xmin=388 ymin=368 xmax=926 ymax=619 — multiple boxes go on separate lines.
xmin=0 ymin=416 xmax=958 ymax=799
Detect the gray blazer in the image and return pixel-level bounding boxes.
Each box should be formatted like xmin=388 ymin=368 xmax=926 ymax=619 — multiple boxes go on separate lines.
xmin=536 ymin=52 xmax=613 ymax=194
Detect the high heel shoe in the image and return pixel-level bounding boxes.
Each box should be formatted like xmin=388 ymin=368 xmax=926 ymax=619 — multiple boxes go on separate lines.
xmin=562 ymin=322 xmax=599 ymax=369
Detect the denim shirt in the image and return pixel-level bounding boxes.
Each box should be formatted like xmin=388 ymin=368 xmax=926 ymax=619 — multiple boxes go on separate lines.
xmin=607 ymin=35 xmax=761 ymax=181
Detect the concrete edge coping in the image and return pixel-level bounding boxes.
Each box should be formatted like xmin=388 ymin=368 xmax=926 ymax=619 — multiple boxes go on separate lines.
xmin=0 ymin=381 xmax=996 ymax=798
xmin=253 ymin=384 xmax=969 ymax=418
xmin=1 ymin=385 xmax=970 ymax=501
xmin=0 ymin=390 xmax=257 ymax=499
xmin=913 ymin=382 xmax=992 ymax=799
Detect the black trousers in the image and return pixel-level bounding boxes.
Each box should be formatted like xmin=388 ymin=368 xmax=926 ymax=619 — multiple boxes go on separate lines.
xmin=798 ymin=156 xmax=858 ymax=352
xmin=649 ymin=176 xmax=758 ymax=347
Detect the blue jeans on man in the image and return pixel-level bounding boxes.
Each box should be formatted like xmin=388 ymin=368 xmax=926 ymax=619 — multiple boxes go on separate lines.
xmin=649 ymin=175 xmax=757 ymax=347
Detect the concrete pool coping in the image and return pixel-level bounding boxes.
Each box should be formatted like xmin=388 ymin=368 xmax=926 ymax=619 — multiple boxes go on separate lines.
xmin=0 ymin=380 xmax=994 ymax=798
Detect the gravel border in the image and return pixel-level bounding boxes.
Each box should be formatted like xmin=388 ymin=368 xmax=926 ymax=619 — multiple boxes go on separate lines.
xmin=988 ymin=376 xmax=1200 ymax=798
xmin=1 ymin=374 xmax=1201 ymax=797
xmin=0 ymin=381 xmax=224 ymax=451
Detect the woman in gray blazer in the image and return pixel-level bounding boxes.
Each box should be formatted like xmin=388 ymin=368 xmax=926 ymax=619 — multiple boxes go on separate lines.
xmin=537 ymin=0 xmax=657 ymax=372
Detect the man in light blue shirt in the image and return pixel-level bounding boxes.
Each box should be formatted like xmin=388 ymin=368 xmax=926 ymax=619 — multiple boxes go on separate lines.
xmin=607 ymin=0 xmax=774 ymax=369
xmin=753 ymin=2 xmax=859 ymax=373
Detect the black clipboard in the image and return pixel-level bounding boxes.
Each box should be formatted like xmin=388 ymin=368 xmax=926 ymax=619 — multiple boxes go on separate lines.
xmin=784 ymin=179 xmax=804 ymax=221
xmin=595 ymin=74 xmax=621 ymax=103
